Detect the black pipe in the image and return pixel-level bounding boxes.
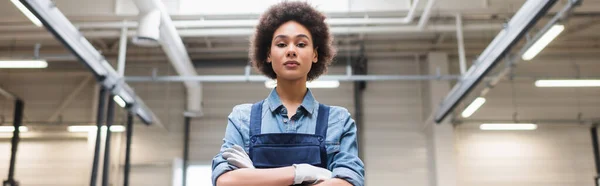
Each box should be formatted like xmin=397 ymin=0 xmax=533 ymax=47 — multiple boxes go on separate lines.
xmin=183 ymin=116 xmax=191 ymax=186
xmin=591 ymin=125 xmax=600 ymax=186
xmin=353 ymin=82 xmax=365 ymax=160
xmin=90 ymin=87 xmax=107 ymax=186
xmin=3 ymin=99 xmax=24 ymax=186
xmin=102 ymin=94 xmax=116 ymax=186
xmin=123 ymin=111 xmax=134 ymax=186
xmin=352 ymin=52 xmax=367 ymax=160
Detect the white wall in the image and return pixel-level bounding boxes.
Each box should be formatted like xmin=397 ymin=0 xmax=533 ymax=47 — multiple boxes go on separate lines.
xmin=448 ymin=55 xmax=600 ymax=186
xmin=456 ymin=123 xmax=596 ymax=186
xmin=0 ymin=139 xmax=90 ymax=185
xmin=363 ymin=56 xmax=429 ymax=185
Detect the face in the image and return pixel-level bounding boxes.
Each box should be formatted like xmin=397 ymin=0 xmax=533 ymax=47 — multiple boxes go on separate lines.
xmin=267 ymin=21 xmax=318 ymax=81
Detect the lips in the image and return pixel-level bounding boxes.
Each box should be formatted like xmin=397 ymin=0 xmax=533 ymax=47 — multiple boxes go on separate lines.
xmin=283 ymin=61 xmax=300 ymax=68
xmin=283 ymin=61 xmax=300 ymax=65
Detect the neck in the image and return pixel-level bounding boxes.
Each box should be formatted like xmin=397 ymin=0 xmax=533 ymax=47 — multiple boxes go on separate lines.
xmin=275 ymin=78 xmax=307 ymax=105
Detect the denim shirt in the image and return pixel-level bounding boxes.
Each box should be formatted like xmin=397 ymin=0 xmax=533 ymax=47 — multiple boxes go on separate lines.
xmin=211 ymin=88 xmax=365 ymax=186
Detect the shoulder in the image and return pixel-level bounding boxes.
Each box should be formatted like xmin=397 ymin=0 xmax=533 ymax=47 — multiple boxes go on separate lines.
xmin=322 ymin=105 xmax=352 ymax=123
xmin=228 ymin=103 xmax=253 ymax=125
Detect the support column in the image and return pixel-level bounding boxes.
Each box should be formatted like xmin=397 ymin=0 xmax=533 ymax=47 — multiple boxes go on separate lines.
xmin=591 ymin=125 xmax=599 ymax=186
xmin=352 ymin=53 xmax=367 ymax=160
xmin=426 ymin=52 xmax=457 ymax=186
xmin=90 ymin=87 xmax=107 ymax=186
xmin=102 ymin=95 xmax=116 ymax=186
xmin=3 ymin=99 xmax=24 ymax=186
xmin=123 ymin=112 xmax=134 ymax=186
xmin=183 ymin=116 xmax=191 ymax=186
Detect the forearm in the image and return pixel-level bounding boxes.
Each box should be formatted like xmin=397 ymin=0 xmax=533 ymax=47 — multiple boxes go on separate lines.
xmin=313 ymin=178 xmax=352 ymax=186
xmin=216 ymin=166 xmax=295 ymax=186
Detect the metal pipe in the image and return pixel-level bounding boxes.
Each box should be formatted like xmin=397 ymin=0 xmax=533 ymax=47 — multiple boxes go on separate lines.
xmin=117 ymin=24 xmax=128 ymax=77
xmin=418 ymin=0 xmax=437 ymax=29
xmin=125 ymin=75 xmax=462 ymax=82
xmin=102 ymin=94 xmax=116 ymax=186
xmin=479 ymin=0 xmax=581 ymax=99
xmin=0 ymin=23 xmax=503 ymax=39
xmin=90 ymin=87 xmax=107 ymax=186
xmin=353 ymin=82 xmax=364 ymax=160
xmin=183 ymin=117 xmax=191 ymax=186
xmin=457 ymin=119 xmax=599 ymax=125
xmin=20 ymin=0 xmax=157 ymax=128
xmin=2 ymin=5 xmax=426 ymax=31
xmin=125 ymin=74 xmax=600 ymax=83
xmin=123 ymin=111 xmax=134 ymax=186
xmin=133 ymin=0 xmax=203 ymax=117
xmin=456 ymin=13 xmax=467 ymax=75
xmin=352 ymin=54 xmax=367 ymax=160
xmin=592 ymin=125 xmax=600 ymax=178
xmin=433 ymin=0 xmax=560 ymax=123
xmin=4 ymin=99 xmax=24 ymax=186
xmin=0 ymin=87 xmax=17 ymax=100
xmin=47 ymin=76 xmax=93 ymax=122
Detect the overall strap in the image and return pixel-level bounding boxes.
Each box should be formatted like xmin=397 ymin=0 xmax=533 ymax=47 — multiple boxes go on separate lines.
xmin=249 ymin=100 xmax=264 ymax=137
xmin=316 ymin=103 xmax=330 ymax=169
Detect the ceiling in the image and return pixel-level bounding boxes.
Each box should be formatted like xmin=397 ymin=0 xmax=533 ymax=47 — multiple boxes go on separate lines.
xmin=0 ymin=0 xmax=597 ymax=65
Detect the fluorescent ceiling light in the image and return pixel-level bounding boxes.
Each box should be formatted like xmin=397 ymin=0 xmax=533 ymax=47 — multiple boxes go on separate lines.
xmin=67 ymin=125 xmax=126 ymax=133
xmin=264 ymin=80 xmax=277 ymax=89
xmin=521 ymin=24 xmax=564 ymax=61
xmin=264 ymin=80 xmax=340 ymax=89
xmin=0 ymin=126 xmax=28 ymax=133
xmin=535 ymin=79 xmax=600 ymax=87
xmin=113 ymin=95 xmax=127 ymax=108
xmin=480 ymin=123 xmax=537 ymax=130
xmin=0 ymin=60 xmax=48 ymax=68
xmin=461 ymin=97 xmax=486 ymax=118
xmin=307 ymin=80 xmax=340 ymax=88
xmin=10 ymin=0 xmax=43 ymax=27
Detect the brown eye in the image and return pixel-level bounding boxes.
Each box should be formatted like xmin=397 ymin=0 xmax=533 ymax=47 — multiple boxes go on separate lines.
xmin=276 ymin=43 xmax=287 ymax=48
xmin=296 ymin=43 xmax=307 ymax=48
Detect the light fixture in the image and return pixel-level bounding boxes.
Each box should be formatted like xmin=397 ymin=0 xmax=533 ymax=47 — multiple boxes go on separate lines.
xmin=0 ymin=126 xmax=28 ymax=133
xmin=535 ymin=79 xmax=600 ymax=87
xmin=113 ymin=95 xmax=127 ymax=108
xmin=10 ymin=0 xmax=43 ymax=27
xmin=264 ymin=80 xmax=340 ymax=89
xmin=0 ymin=60 xmax=48 ymax=68
xmin=480 ymin=123 xmax=537 ymax=130
xmin=264 ymin=80 xmax=277 ymax=89
xmin=461 ymin=97 xmax=486 ymax=118
xmin=521 ymin=24 xmax=565 ymax=61
xmin=307 ymin=80 xmax=340 ymax=88
xmin=67 ymin=125 xmax=126 ymax=132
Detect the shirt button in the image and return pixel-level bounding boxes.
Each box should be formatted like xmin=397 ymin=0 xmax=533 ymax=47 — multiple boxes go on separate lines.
xmin=283 ymin=118 xmax=288 ymax=123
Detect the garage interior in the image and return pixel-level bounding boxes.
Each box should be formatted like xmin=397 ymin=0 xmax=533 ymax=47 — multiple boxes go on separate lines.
xmin=0 ymin=0 xmax=599 ymax=185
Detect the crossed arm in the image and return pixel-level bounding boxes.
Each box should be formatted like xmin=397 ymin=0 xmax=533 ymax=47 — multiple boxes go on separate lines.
xmin=214 ymin=145 xmax=352 ymax=186
xmin=216 ymin=167 xmax=352 ymax=186
xmin=212 ymin=107 xmax=363 ymax=186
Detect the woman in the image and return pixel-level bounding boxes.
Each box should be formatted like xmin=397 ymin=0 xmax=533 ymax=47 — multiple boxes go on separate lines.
xmin=211 ymin=2 xmax=365 ymax=186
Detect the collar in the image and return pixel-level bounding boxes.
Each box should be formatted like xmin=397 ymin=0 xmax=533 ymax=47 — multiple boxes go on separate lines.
xmin=265 ymin=88 xmax=318 ymax=115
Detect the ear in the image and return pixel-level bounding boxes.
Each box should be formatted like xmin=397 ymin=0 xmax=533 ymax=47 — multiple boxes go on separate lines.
xmin=312 ymin=47 xmax=318 ymax=63
xmin=266 ymin=49 xmax=272 ymax=63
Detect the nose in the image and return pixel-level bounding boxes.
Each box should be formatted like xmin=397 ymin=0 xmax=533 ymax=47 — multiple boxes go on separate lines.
xmin=286 ymin=45 xmax=297 ymax=58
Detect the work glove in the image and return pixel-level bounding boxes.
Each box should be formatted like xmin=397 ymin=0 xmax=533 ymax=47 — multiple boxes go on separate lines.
xmin=222 ymin=144 xmax=255 ymax=169
xmin=292 ymin=164 xmax=332 ymax=185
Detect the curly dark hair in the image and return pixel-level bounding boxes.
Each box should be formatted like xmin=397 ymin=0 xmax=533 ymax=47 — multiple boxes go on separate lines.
xmin=250 ymin=1 xmax=336 ymax=81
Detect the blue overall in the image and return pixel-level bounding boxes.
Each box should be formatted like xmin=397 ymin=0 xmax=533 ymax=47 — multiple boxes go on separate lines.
xmin=248 ymin=100 xmax=330 ymax=169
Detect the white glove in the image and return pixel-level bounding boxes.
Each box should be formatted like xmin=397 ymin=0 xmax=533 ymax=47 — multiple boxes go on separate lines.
xmin=222 ymin=144 xmax=255 ymax=169
xmin=292 ymin=164 xmax=332 ymax=184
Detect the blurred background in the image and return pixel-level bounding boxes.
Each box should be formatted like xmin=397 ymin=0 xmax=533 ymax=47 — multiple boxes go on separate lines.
xmin=0 ymin=0 xmax=599 ymax=185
